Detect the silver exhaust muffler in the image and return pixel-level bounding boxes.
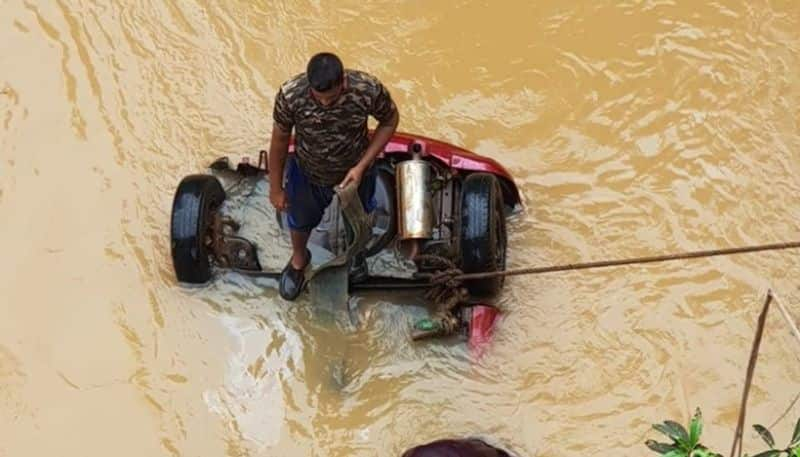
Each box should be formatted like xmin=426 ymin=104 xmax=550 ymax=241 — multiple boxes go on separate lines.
xmin=396 ymin=143 xmax=434 ymax=242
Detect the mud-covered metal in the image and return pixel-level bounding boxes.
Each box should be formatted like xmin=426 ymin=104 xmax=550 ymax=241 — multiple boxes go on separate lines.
xmin=208 ymin=214 xmax=261 ymax=271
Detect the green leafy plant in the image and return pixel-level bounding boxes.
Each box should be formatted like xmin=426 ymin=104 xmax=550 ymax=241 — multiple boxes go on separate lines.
xmin=647 ymin=408 xmax=722 ymax=457
xmin=747 ymin=417 xmax=800 ymax=457
xmin=646 ymin=409 xmax=800 ymax=457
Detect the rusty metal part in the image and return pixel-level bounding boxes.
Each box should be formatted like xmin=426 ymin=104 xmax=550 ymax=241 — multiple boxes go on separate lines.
xmin=413 ymin=248 xmax=456 ymax=270
xmin=207 ymin=212 xmax=261 ymax=271
xmin=435 ymin=175 xmax=456 ymax=244
xmin=235 ymin=152 xmax=267 ymax=176
xmin=217 ymin=236 xmax=261 ymax=270
xmin=209 ymin=213 xmax=233 ymax=255
xmin=396 ymin=157 xmax=433 ymax=239
xmin=427 ymin=285 xmax=469 ymax=313
xmin=209 ymin=151 xmax=268 ymax=176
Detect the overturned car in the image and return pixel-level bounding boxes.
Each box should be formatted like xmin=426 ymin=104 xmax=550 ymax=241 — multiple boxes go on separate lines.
xmin=170 ymin=132 xmax=521 ymax=342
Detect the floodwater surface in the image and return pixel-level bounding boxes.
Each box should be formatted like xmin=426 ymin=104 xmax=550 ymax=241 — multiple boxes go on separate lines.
xmin=1 ymin=1 xmax=800 ymax=456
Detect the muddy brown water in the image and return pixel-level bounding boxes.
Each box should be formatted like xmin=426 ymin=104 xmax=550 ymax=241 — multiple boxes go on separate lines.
xmin=1 ymin=1 xmax=800 ymax=456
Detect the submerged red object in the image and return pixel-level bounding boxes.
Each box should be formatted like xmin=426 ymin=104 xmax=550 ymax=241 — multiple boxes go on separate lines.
xmin=468 ymin=305 xmax=500 ymax=356
xmin=384 ymin=132 xmax=520 ymax=204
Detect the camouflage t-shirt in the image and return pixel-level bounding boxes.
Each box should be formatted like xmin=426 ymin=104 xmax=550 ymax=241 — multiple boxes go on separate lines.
xmin=273 ymin=69 xmax=397 ymax=186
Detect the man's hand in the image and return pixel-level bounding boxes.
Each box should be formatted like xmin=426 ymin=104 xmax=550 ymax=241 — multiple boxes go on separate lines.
xmin=338 ymin=164 xmax=366 ymax=190
xmin=270 ymin=188 xmax=289 ymax=211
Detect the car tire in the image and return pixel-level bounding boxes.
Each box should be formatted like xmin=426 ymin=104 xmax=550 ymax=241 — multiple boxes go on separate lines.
xmin=459 ymin=173 xmax=507 ymax=298
xmin=171 ymin=174 xmax=225 ymax=283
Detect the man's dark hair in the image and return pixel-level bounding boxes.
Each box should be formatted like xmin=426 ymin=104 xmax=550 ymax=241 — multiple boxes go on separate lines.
xmin=306 ymin=52 xmax=344 ymax=92
xmin=402 ymin=439 xmax=511 ymax=457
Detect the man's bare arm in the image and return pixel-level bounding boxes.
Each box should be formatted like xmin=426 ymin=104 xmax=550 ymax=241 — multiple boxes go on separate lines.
xmin=359 ymin=109 xmax=399 ymax=170
xmin=338 ymin=110 xmax=400 ymax=188
xmin=268 ymin=123 xmax=292 ymax=209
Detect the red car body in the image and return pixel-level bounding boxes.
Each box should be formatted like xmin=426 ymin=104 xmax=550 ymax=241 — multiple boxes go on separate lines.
xmin=289 ymin=131 xmax=522 ymax=207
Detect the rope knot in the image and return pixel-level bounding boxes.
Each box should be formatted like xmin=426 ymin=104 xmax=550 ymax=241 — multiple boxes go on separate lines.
xmin=430 ymin=268 xmax=464 ymax=288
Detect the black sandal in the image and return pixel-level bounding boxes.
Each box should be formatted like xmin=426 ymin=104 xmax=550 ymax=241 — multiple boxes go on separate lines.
xmin=279 ymin=249 xmax=311 ymax=301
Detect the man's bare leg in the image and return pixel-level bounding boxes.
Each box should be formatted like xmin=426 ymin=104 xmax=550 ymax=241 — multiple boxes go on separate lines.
xmin=290 ymin=229 xmax=312 ymax=268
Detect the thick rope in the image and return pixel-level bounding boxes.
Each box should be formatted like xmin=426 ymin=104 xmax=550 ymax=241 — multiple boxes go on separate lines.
xmin=428 ymin=241 xmax=800 ymax=286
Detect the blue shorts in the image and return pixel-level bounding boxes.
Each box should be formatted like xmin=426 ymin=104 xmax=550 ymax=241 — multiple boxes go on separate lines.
xmin=285 ymin=156 xmax=377 ymax=232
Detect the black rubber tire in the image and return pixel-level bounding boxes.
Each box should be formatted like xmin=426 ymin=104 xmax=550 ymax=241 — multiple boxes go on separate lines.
xmin=459 ymin=173 xmax=507 ymax=298
xmin=170 ymin=174 xmax=225 ymax=283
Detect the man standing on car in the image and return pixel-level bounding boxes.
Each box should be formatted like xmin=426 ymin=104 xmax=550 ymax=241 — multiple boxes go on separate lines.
xmin=267 ymin=52 xmax=400 ymax=300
